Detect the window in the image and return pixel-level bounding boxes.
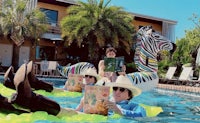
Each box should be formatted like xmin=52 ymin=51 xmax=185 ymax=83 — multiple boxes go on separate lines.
xmin=36 ymin=46 xmax=55 ymax=60
xmin=40 ymin=8 xmax=58 ymax=26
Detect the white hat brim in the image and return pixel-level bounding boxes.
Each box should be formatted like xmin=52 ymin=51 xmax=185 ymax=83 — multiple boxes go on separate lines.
xmin=108 ymin=82 xmax=141 ymax=97
xmin=84 ymin=73 xmax=100 ymax=81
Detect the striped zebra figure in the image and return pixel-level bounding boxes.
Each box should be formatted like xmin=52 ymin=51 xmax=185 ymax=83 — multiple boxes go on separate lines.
xmin=127 ymin=26 xmax=176 ymax=91
xmin=57 ymin=62 xmax=96 ymax=78
xmin=57 ymin=26 xmax=176 ymax=92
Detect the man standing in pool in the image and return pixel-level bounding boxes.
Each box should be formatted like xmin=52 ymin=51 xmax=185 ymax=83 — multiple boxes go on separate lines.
xmin=5 ymin=63 xmax=78 ymax=117
xmin=104 ymin=75 xmax=146 ymax=118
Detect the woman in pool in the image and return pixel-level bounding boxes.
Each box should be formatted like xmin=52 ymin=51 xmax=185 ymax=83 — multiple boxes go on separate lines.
xmin=63 ymin=68 xmax=99 ymax=90
xmin=98 ymin=47 xmax=126 ymax=82
xmin=75 ymin=68 xmax=99 ymax=111
xmin=1 ymin=63 xmax=78 ymax=117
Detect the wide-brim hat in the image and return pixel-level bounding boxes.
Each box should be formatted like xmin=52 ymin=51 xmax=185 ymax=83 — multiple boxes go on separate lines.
xmin=84 ymin=68 xmax=100 ymax=80
xmin=95 ymin=77 xmax=111 ymax=86
xmin=108 ymin=75 xmax=141 ymax=97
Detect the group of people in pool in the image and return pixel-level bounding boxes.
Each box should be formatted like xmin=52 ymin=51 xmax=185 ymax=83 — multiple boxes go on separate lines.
xmin=0 ymin=47 xmax=147 ymax=118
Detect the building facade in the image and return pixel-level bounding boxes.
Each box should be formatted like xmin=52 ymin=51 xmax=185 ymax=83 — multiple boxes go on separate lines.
xmin=0 ymin=0 xmax=177 ymax=68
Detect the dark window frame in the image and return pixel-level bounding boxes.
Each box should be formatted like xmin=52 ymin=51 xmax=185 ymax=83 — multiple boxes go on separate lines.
xmin=40 ymin=8 xmax=58 ymax=26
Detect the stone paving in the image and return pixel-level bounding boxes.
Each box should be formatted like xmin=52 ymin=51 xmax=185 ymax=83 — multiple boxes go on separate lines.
xmin=157 ymin=83 xmax=200 ymax=93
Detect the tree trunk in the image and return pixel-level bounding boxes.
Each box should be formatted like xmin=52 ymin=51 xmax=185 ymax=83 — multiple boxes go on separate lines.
xmin=88 ymin=42 xmax=100 ymax=66
xmin=12 ymin=44 xmax=20 ymax=72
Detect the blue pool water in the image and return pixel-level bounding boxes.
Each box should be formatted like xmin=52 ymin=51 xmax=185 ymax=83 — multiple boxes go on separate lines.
xmin=38 ymin=77 xmax=200 ymax=123
xmin=1 ymin=76 xmax=200 ymax=122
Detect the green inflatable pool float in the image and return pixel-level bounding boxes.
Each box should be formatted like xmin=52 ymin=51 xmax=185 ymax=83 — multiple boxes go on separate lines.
xmin=0 ymin=83 xmax=163 ymax=122
xmin=0 ymin=111 xmax=108 ymax=122
xmin=0 ymin=83 xmax=82 ymax=98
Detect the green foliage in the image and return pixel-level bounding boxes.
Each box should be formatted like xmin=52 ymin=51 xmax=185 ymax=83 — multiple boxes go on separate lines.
xmin=158 ymin=58 xmax=172 ymax=77
xmin=0 ymin=0 xmax=48 ymax=44
xmin=60 ymin=0 xmax=135 ymax=60
xmin=158 ymin=15 xmax=200 ymax=76
xmin=126 ymin=62 xmax=136 ymax=68
xmin=172 ymin=27 xmax=200 ymax=65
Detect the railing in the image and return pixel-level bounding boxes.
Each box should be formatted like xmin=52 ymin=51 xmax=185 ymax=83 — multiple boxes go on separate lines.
xmin=33 ymin=61 xmax=63 ymax=78
xmin=48 ymin=23 xmax=61 ymax=34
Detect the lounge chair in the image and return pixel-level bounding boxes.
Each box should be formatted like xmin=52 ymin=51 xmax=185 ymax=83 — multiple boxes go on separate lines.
xmin=159 ymin=67 xmax=177 ymax=84
xmin=40 ymin=61 xmax=58 ymax=76
xmin=166 ymin=67 xmax=193 ymax=85
xmin=196 ymin=47 xmax=200 ymax=66
xmin=40 ymin=61 xmax=50 ymax=75
xmin=186 ymin=72 xmax=200 ymax=87
xmin=48 ymin=61 xmax=58 ymax=76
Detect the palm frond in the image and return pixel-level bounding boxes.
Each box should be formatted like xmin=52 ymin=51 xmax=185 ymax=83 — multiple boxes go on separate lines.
xmin=60 ymin=0 xmax=135 ymax=59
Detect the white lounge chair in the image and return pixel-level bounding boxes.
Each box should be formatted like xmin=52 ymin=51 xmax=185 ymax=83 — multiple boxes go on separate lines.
xmin=167 ymin=67 xmax=193 ymax=85
xmin=196 ymin=47 xmax=200 ymax=66
xmin=187 ymin=72 xmax=200 ymax=87
xmin=48 ymin=61 xmax=58 ymax=76
xmin=165 ymin=67 xmax=177 ymax=79
xmin=159 ymin=67 xmax=177 ymax=84
xmin=40 ymin=60 xmax=50 ymax=76
xmin=40 ymin=61 xmax=58 ymax=76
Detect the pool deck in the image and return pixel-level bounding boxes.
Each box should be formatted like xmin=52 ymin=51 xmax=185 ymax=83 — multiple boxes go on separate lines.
xmin=157 ymin=83 xmax=200 ymax=93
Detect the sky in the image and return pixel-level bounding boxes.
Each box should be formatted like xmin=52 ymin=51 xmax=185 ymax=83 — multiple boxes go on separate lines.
xmin=108 ymin=0 xmax=200 ymax=39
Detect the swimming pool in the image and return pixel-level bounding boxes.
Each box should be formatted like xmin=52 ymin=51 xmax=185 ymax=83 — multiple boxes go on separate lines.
xmin=42 ymin=77 xmax=200 ymax=123
xmin=1 ymin=77 xmax=200 ymax=122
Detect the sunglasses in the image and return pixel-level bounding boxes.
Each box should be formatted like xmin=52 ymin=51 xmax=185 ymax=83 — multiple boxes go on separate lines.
xmin=85 ymin=75 xmax=94 ymax=78
xmin=113 ymin=87 xmax=126 ymax=92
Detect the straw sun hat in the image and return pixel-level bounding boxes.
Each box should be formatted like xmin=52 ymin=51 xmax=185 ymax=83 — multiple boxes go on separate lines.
xmin=108 ymin=75 xmax=141 ymax=97
xmin=84 ymin=68 xmax=100 ymax=80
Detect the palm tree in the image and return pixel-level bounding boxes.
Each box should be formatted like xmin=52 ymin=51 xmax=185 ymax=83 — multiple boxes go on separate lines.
xmin=0 ymin=0 xmax=48 ymax=69
xmin=60 ymin=0 xmax=135 ymax=62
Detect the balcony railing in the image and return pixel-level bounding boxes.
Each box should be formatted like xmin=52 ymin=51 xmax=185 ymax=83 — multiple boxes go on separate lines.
xmin=48 ymin=23 xmax=61 ymax=34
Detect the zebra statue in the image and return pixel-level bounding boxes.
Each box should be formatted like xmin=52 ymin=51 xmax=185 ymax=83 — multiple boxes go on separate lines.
xmin=57 ymin=26 xmax=176 ymax=92
xmin=57 ymin=62 xmax=96 ymax=78
xmin=126 ymin=26 xmax=176 ymax=91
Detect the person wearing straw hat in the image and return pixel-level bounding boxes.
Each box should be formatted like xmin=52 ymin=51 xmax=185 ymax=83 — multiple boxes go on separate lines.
xmin=98 ymin=47 xmax=126 ymax=82
xmin=75 ymin=68 xmax=100 ymax=111
xmin=83 ymin=68 xmax=99 ymax=86
xmin=104 ymin=75 xmax=146 ymax=118
xmin=64 ymin=68 xmax=99 ymax=90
